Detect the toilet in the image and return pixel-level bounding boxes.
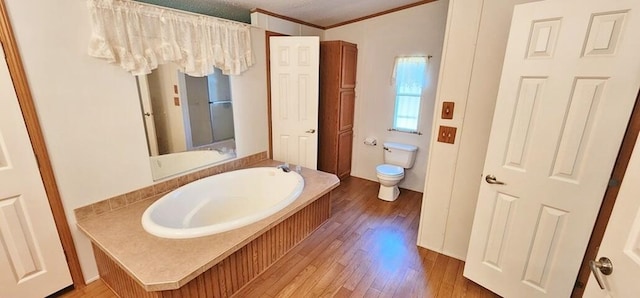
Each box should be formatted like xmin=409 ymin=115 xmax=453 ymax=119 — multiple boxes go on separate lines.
xmin=376 ymin=142 xmax=418 ymax=201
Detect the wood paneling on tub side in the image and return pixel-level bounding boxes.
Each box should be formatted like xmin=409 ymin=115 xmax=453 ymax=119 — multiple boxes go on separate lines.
xmin=93 ymin=246 xmax=160 ymax=298
xmin=93 ymin=194 xmax=331 ymax=298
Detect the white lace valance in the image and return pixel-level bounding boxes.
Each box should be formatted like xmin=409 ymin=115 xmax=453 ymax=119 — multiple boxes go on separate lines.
xmin=86 ymin=0 xmax=254 ymax=76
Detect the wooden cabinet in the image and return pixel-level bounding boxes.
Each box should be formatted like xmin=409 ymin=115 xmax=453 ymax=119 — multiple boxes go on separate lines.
xmin=340 ymin=45 xmax=358 ymax=88
xmin=318 ymin=41 xmax=357 ymax=180
xmin=338 ymin=90 xmax=355 ymax=131
xmin=336 ymin=130 xmax=353 ymax=178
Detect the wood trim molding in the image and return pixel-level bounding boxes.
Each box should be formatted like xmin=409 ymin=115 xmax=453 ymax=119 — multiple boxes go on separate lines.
xmin=252 ymin=8 xmax=325 ymax=30
xmin=0 ymin=0 xmax=85 ymax=289
xmin=254 ymin=1 xmax=438 ymax=31
xmin=265 ymin=31 xmax=287 ymax=159
xmin=572 ymin=89 xmax=640 ymax=297
xmin=325 ymin=0 xmax=438 ymax=29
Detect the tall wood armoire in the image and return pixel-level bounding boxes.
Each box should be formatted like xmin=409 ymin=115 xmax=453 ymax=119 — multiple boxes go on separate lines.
xmin=318 ymin=41 xmax=357 ymax=180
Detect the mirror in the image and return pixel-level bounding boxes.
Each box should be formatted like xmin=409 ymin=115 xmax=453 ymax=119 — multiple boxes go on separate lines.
xmin=137 ymin=63 xmax=237 ymax=180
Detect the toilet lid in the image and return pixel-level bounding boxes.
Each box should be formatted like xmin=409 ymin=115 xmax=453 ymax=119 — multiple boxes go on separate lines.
xmin=376 ymin=164 xmax=404 ymax=176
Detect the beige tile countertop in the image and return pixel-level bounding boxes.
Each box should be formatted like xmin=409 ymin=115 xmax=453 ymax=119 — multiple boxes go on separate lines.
xmin=77 ymin=160 xmax=339 ymax=292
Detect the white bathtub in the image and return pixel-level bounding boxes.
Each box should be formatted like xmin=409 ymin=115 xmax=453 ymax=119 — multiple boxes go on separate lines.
xmin=141 ymin=167 xmax=304 ymax=239
xmin=149 ymin=150 xmax=235 ymax=181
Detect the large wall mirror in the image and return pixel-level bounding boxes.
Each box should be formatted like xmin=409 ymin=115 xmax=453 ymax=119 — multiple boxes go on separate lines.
xmin=137 ymin=63 xmax=237 ymax=180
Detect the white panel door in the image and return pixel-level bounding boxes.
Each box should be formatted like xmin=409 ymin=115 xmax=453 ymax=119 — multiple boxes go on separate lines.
xmin=464 ymin=0 xmax=640 ymax=297
xmin=270 ymin=36 xmax=319 ymax=169
xmin=0 ymin=45 xmax=72 ymax=296
xmin=584 ymin=131 xmax=640 ymax=297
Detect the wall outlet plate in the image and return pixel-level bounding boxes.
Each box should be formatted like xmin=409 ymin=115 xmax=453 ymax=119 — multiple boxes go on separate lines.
xmin=437 ymin=126 xmax=457 ymax=144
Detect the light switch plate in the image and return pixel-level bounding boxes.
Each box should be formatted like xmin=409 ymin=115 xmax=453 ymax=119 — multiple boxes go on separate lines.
xmin=437 ymin=126 xmax=457 ymax=144
xmin=442 ymin=101 xmax=454 ymax=119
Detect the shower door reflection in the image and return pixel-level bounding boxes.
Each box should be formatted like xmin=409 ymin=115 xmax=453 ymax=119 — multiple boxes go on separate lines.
xmin=181 ymin=68 xmax=235 ymax=150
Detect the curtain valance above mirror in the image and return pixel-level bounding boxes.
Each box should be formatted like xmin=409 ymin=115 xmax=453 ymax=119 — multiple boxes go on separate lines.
xmin=86 ymin=0 xmax=254 ymax=76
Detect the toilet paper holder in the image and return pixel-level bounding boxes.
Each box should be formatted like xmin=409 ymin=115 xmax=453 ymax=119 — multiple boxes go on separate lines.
xmin=364 ymin=137 xmax=377 ymax=146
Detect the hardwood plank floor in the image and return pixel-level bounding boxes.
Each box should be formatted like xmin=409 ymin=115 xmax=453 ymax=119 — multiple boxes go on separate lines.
xmin=57 ymin=279 xmax=116 ymax=298
xmin=58 ymin=177 xmax=497 ymax=298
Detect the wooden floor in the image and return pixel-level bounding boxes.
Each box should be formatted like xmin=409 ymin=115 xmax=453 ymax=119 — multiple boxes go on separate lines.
xmin=58 ymin=177 xmax=497 ymax=298
xmin=57 ymin=280 xmax=115 ymax=298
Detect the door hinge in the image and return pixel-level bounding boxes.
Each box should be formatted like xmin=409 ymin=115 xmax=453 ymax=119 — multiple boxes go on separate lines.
xmin=0 ymin=40 xmax=5 ymax=60
xmin=63 ymin=249 xmax=69 ymax=262
xmin=33 ymin=151 xmax=43 ymax=170
xmin=608 ymin=178 xmax=620 ymax=187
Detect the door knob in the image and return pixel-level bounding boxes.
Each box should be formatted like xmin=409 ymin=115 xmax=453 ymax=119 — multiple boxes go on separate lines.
xmin=305 ymin=129 xmax=316 ymax=134
xmin=589 ymin=257 xmax=613 ymax=290
xmin=485 ymin=174 xmax=506 ymax=185
xmin=144 ymin=112 xmax=152 ymax=116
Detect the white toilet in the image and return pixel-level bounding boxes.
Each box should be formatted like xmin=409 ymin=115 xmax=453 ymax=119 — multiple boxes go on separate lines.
xmin=376 ymin=142 xmax=418 ymax=201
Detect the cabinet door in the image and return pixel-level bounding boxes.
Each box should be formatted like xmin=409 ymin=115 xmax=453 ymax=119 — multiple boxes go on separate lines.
xmin=337 ymin=130 xmax=353 ymax=179
xmin=338 ymin=90 xmax=355 ymax=132
xmin=340 ymin=44 xmax=357 ymax=89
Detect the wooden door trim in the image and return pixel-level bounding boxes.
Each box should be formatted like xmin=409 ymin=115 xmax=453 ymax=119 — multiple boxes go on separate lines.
xmin=0 ymin=0 xmax=85 ymax=289
xmin=325 ymin=0 xmax=438 ymax=29
xmin=253 ymin=8 xmax=325 ymax=30
xmin=572 ymin=89 xmax=640 ymax=297
xmin=265 ymin=31 xmax=287 ymax=160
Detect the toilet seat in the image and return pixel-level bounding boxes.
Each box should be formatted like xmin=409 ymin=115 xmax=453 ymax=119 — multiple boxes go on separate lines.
xmin=376 ymin=164 xmax=404 ymax=178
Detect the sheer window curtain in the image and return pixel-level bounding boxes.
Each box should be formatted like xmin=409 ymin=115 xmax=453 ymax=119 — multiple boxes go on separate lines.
xmin=86 ymin=0 xmax=254 ymax=76
xmin=392 ymin=56 xmax=428 ymax=131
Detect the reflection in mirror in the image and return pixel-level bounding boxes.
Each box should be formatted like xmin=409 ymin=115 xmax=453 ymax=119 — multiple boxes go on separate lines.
xmin=180 ymin=68 xmax=235 ymax=150
xmin=137 ymin=63 xmax=237 ymax=180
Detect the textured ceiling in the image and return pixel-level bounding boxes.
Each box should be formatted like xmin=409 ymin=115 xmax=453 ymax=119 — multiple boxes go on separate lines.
xmin=135 ymin=0 xmax=427 ymax=27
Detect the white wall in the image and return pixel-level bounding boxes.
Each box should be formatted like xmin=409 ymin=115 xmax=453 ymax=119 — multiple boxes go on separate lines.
xmin=417 ymin=0 xmax=539 ymax=260
xmin=231 ymin=27 xmax=269 ymax=158
xmin=324 ymin=1 xmax=448 ymax=192
xmin=251 ymin=12 xmax=325 ymax=38
xmin=5 ymin=0 xmax=268 ymax=282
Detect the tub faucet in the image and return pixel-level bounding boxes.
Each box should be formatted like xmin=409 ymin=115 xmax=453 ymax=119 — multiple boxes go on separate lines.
xmin=276 ymin=163 xmax=291 ymax=173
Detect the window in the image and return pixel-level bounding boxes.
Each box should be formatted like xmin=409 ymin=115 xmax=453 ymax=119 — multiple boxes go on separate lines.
xmin=392 ymin=57 xmax=428 ymax=132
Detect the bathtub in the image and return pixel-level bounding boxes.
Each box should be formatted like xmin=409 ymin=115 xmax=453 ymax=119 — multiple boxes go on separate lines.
xmin=142 ymin=167 xmax=304 ymax=239
xmin=149 ymin=149 xmax=235 ymax=181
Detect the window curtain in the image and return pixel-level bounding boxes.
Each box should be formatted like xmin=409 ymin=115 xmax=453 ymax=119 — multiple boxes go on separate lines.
xmin=391 ymin=56 xmax=428 ymax=131
xmin=391 ymin=56 xmax=428 ymax=92
xmin=86 ymin=0 xmax=254 ymax=76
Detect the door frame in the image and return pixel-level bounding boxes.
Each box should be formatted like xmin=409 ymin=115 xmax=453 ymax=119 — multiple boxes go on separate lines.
xmin=136 ymin=75 xmax=160 ymax=156
xmin=572 ymin=89 xmax=640 ymax=297
xmin=0 ymin=0 xmax=85 ymax=289
xmin=264 ymin=30 xmax=287 ymax=159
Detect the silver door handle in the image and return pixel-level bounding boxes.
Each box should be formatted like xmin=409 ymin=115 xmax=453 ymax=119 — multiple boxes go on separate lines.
xmin=485 ymin=175 xmax=505 ymax=185
xmin=305 ymin=129 xmax=316 ymax=134
xmin=589 ymin=257 xmax=613 ymax=290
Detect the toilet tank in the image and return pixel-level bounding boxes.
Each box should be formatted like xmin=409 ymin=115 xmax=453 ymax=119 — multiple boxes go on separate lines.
xmin=383 ymin=142 xmax=418 ymax=168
